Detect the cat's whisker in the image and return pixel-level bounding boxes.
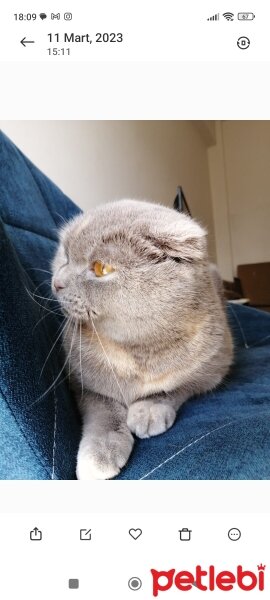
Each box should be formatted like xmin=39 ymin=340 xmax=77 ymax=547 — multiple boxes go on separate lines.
xmin=32 ymin=292 xmax=73 ymax=305
xmin=39 ymin=316 xmax=72 ymax=381
xmin=61 ymin=318 xmax=76 ymax=385
xmin=89 ymin=314 xmax=126 ymax=406
xmin=31 ymin=320 xmax=77 ymax=407
xmin=89 ymin=324 xmax=95 ymax=345
xmin=24 ymin=285 xmax=60 ymax=316
xmin=32 ymin=310 xmax=63 ymax=332
xmin=79 ymin=321 xmax=84 ymax=402
xmin=34 ymin=362 xmax=77 ymax=407
xmin=47 ymin=363 xmax=77 ymax=397
xmin=68 ymin=340 xmax=72 ymax=383
xmin=32 ymin=279 xmax=52 ymax=299
xmin=29 ymin=281 xmax=63 ymax=315
xmin=27 ymin=267 xmax=52 ymax=275
xmin=32 ymin=293 xmax=63 ymax=302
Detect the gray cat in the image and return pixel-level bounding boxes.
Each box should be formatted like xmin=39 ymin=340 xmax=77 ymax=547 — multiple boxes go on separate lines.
xmin=52 ymin=199 xmax=233 ymax=479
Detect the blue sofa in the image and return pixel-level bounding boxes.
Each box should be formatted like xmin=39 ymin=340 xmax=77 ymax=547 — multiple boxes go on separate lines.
xmin=1 ymin=131 xmax=270 ymax=479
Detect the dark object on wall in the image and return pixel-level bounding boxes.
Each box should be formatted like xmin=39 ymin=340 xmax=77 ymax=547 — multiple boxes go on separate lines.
xmin=173 ymin=186 xmax=192 ymax=216
xmin=223 ymin=278 xmax=243 ymax=301
xmin=237 ymin=263 xmax=270 ymax=312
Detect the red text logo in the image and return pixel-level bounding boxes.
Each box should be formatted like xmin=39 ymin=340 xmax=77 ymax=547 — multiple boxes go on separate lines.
xmin=151 ymin=565 xmax=266 ymax=596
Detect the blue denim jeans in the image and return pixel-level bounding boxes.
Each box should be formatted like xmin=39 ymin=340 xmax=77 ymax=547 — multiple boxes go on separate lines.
xmin=1 ymin=131 xmax=270 ymax=479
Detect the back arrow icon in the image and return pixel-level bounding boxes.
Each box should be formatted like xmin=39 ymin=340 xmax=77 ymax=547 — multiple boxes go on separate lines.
xmin=20 ymin=37 xmax=35 ymax=47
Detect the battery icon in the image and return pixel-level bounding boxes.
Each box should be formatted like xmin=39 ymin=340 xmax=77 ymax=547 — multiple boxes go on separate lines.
xmin=238 ymin=12 xmax=255 ymax=20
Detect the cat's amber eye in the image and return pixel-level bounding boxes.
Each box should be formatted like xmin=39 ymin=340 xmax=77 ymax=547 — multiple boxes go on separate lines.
xmin=92 ymin=260 xmax=115 ymax=277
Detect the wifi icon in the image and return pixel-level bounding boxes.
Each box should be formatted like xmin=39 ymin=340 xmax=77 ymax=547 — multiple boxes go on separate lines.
xmin=223 ymin=12 xmax=234 ymax=21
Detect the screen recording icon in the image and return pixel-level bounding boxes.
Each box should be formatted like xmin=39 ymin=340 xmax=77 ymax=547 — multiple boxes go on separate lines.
xmin=237 ymin=36 xmax=250 ymax=50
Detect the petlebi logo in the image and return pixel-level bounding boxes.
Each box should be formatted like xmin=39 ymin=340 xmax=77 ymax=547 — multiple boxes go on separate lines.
xmin=151 ymin=564 xmax=266 ymax=596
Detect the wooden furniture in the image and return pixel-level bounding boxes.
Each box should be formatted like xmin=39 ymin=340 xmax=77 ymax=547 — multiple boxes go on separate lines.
xmin=237 ymin=263 xmax=270 ymax=312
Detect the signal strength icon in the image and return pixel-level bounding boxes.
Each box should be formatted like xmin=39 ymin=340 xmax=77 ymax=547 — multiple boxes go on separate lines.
xmin=207 ymin=13 xmax=219 ymax=21
xmin=223 ymin=12 xmax=234 ymax=21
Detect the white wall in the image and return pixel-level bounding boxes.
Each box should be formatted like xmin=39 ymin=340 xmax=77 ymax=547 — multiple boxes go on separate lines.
xmin=0 ymin=120 xmax=216 ymax=261
xmin=208 ymin=121 xmax=270 ymax=280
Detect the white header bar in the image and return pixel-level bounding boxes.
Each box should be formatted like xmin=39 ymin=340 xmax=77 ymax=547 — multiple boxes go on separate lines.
xmin=0 ymin=1 xmax=269 ymax=62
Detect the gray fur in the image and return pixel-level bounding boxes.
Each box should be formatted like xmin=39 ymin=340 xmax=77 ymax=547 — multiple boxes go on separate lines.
xmin=52 ymin=199 xmax=233 ymax=479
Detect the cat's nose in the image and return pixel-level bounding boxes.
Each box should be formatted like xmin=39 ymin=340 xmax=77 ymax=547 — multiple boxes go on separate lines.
xmin=54 ymin=278 xmax=65 ymax=292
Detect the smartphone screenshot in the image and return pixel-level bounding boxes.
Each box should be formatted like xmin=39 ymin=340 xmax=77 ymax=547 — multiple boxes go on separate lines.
xmin=0 ymin=1 xmax=269 ymax=597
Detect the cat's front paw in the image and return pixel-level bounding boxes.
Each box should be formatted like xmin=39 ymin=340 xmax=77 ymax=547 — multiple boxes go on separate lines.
xmin=127 ymin=401 xmax=176 ymax=439
xmin=76 ymin=429 xmax=134 ymax=480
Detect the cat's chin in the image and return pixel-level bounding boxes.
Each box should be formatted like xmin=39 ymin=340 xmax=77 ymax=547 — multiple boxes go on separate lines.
xmin=60 ymin=305 xmax=89 ymax=323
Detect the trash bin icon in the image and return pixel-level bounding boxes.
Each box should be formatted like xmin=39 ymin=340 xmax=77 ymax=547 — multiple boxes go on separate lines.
xmin=179 ymin=528 xmax=192 ymax=541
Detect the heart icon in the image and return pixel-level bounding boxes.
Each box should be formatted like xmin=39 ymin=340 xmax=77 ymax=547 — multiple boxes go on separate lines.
xmin=129 ymin=528 xmax=142 ymax=540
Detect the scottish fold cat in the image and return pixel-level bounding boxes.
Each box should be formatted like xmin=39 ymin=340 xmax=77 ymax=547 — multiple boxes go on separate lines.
xmin=52 ymin=200 xmax=233 ymax=479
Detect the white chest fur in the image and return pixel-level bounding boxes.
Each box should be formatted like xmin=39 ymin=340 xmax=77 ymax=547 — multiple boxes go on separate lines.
xmin=81 ymin=327 xmax=180 ymax=397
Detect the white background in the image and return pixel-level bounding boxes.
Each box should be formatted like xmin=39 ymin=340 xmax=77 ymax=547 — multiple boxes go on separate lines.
xmin=0 ymin=3 xmax=270 ymax=593
xmin=1 ymin=61 xmax=270 ymax=120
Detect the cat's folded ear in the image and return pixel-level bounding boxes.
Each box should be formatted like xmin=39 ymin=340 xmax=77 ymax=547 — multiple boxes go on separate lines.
xmin=147 ymin=216 xmax=207 ymax=262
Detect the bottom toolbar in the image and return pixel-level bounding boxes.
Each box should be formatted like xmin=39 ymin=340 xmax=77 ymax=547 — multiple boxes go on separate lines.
xmin=0 ymin=512 xmax=268 ymax=598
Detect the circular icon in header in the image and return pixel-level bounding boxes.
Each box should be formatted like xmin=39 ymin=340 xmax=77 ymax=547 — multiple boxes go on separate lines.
xmin=228 ymin=528 xmax=241 ymax=541
xmin=237 ymin=36 xmax=250 ymax=50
